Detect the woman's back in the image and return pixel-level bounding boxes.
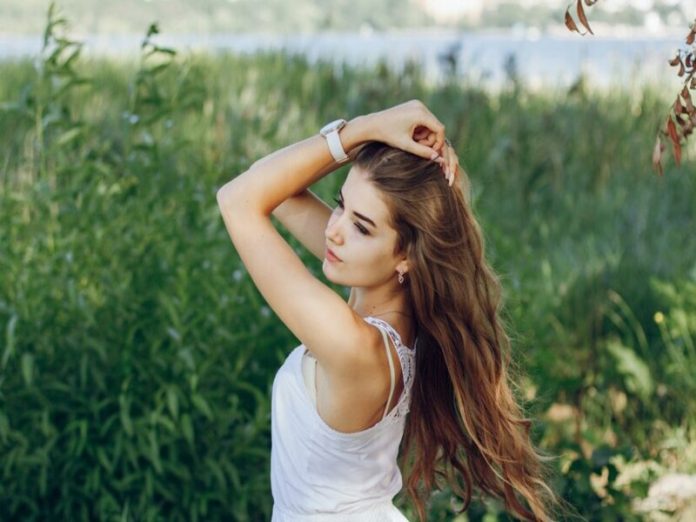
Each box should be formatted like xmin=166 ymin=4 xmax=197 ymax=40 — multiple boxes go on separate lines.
xmin=270 ymin=317 xmax=415 ymax=521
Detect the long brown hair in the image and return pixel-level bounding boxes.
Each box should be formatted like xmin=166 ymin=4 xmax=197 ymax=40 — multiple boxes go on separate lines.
xmin=353 ymin=142 xmax=556 ymax=521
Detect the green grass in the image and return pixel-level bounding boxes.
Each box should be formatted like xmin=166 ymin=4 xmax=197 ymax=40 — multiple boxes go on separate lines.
xmin=1 ymin=11 xmax=695 ymax=522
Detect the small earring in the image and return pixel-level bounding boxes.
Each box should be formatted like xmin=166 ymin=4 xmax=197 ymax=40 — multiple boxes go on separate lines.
xmin=397 ymin=270 xmax=405 ymax=284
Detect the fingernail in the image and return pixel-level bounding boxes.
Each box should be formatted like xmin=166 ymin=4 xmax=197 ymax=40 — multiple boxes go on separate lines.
xmin=430 ymin=151 xmax=439 ymax=160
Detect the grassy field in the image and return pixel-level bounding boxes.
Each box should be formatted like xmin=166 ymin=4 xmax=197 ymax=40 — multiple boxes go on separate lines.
xmin=1 ymin=12 xmax=696 ymax=522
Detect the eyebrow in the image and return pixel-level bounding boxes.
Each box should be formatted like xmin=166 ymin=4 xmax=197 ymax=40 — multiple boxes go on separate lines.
xmin=339 ymin=189 xmax=377 ymax=228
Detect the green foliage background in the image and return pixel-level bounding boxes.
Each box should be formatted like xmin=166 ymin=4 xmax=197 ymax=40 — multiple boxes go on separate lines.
xmin=1 ymin=8 xmax=696 ymax=522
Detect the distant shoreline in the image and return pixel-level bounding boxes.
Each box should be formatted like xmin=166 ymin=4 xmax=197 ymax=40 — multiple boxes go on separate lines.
xmin=0 ymin=29 xmax=685 ymax=89
xmin=0 ymin=24 xmax=689 ymax=40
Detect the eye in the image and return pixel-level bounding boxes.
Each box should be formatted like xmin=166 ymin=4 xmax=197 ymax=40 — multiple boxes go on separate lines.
xmin=332 ymin=196 xmax=370 ymax=236
xmin=354 ymin=223 xmax=369 ymax=235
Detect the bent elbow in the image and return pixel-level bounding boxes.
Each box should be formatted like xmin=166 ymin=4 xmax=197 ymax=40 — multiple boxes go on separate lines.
xmin=216 ymin=180 xmax=241 ymax=210
xmin=216 ymin=170 xmax=268 ymax=217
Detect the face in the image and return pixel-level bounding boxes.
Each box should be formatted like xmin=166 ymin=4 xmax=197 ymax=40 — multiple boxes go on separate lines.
xmin=323 ymin=166 xmax=407 ymax=288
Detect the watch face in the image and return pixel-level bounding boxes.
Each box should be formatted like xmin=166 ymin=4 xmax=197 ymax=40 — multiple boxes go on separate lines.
xmin=321 ymin=118 xmax=346 ymax=135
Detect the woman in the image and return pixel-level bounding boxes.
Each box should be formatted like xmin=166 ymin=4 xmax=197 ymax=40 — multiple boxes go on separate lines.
xmin=217 ymin=100 xmax=555 ymax=521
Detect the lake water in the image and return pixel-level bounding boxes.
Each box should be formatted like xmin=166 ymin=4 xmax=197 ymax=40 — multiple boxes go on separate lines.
xmin=0 ymin=29 xmax=685 ymax=89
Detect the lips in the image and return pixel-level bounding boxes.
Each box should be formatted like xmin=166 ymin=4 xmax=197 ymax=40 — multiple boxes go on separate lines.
xmin=326 ymin=247 xmax=342 ymax=262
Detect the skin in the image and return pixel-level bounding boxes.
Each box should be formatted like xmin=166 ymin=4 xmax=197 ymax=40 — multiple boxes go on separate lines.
xmin=323 ymin=166 xmax=410 ymax=328
xmin=217 ymin=100 xmax=460 ymax=433
xmin=323 ymin=146 xmax=460 ymax=349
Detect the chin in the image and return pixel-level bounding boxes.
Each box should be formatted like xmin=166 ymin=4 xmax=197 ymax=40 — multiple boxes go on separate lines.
xmin=322 ymin=260 xmax=351 ymax=286
xmin=322 ymin=259 xmax=338 ymax=281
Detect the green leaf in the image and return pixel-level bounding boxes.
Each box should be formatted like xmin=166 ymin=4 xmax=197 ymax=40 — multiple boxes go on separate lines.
xmin=181 ymin=414 xmax=194 ymax=445
xmin=148 ymin=430 xmax=162 ymax=473
xmin=606 ymin=337 xmax=654 ymax=400
xmin=55 ymin=127 xmax=82 ymax=146
xmin=166 ymin=386 xmax=179 ymax=419
xmin=0 ymin=412 xmax=9 ymax=444
xmin=20 ymin=353 xmax=34 ymax=386
xmin=192 ymin=394 xmax=213 ymax=420
xmin=97 ymin=447 xmax=112 ymax=473
xmin=119 ymin=395 xmax=134 ymax=436
xmin=2 ymin=314 xmax=17 ymax=369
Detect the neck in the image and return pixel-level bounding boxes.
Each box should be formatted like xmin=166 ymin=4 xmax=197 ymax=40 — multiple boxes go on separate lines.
xmin=349 ymin=283 xmax=409 ymax=320
xmin=349 ymin=284 xmax=416 ymax=347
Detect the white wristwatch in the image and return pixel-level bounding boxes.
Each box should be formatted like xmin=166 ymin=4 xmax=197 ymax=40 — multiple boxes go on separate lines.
xmin=320 ymin=118 xmax=349 ymax=163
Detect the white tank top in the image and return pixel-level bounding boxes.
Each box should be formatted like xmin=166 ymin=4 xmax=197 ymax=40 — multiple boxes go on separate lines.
xmin=270 ymin=316 xmax=416 ymax=521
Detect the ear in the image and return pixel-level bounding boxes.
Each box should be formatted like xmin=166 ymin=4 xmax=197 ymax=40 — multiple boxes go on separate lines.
xmin=396 ymin=259 xmax=409 ymax=275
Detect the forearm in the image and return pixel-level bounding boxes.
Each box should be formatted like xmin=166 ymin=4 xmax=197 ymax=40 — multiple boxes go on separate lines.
xmin=217 ymin=115 xmax=375 ymax=216
xmin=270 ymin=149 xmax=356 ymax=223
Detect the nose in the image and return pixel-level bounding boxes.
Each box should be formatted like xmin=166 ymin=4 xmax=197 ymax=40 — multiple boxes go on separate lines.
xmin=324 ymin=211 xmax=344 ymax=246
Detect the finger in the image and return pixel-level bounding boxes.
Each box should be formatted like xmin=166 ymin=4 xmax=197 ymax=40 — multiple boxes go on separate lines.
xmin=405 ymin=140 xmax=440 ymax=160
xmin=407 ymin=132 xmax=442 ymax=160
xmin=442 ymin=143 xmax=457 ymax=183
xmin=447 ymin=147 xmax=457 ymax=178
xmin=451 ymin=164 xmax=461 ymax=187
xmin=437 ymin=146 xmax=451 ymax=185
xmin=415 ymin=110 xmax=446 ymax=151
xmin=413 ymin=126 xmax=430 ymax=140
xmin=435 ymin=157 xmax=450 ymax=183
xmin=435 ymin=156 xmax=447 ymax=178
xmin=432 ymin=123 xmax=446 ymax=152
xmin=424 ymin=132 xmax=437 ymax=147
xmin=437 ymin=143 xmax=450 ymax=180
xmin=416 ymin=133 xmax=436 ymax=148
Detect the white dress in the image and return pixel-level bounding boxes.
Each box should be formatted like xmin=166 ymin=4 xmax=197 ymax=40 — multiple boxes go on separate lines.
xmin=270 ymin=316 xmax=416 ymax=521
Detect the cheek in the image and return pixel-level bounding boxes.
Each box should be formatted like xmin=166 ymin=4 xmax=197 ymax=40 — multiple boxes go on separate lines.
xmin=353 ymin=240 xmax=394 ymax=274
xmin=326 ymin=210 xmax=339 ymax=230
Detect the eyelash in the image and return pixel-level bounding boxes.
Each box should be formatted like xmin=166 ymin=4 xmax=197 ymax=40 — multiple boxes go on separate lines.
xmin=332 ymin=196 xmax=370 ymax=235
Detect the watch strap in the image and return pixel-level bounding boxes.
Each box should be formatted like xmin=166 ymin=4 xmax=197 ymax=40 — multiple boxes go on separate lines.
xmin=325 ymin=128 xmax=349 ymax=163
xmin=320 ymin=118 xmax=349 ymax=163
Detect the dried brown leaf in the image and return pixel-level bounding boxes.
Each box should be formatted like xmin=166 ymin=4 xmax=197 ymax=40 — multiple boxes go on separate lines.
xmin=682 ymin=87 xmax=695 ymax=112
xmin=565 ymin=8 xmax=581 ymax=34
xmin=667 ymin=117 xmax=679 ymax=140
xmin=667 ymin=118 xmax=682 ymax=165
xmin=576 ymin=0 xmax=594 ymax=35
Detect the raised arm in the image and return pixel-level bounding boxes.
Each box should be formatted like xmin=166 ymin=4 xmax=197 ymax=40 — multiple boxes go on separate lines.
xmin=216 ymin=101 xmax=446 ymax=374
xmin=271 ymin=189 xmax=332 ymax=261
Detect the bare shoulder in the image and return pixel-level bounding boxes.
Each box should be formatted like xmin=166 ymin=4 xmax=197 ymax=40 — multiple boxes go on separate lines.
xmin=306 ymin=314 xmax=384 ymax=379
xmin=312 ymin=318 xmax=405 ymax=433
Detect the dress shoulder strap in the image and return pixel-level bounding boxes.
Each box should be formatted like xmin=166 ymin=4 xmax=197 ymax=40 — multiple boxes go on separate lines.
xmin=378 ymin=327 xmax=396 ymax=420
xmin=364 ymin=314 xmax=416 ymax=387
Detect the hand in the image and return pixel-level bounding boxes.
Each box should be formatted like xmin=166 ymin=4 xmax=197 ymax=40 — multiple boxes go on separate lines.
xmin=368 ymin=100 xmax=446 ymax=160
xmin=414 ymin=131 xmax=461 ymax=187
xmin=436 ymin=139 xmax=462 ymax=187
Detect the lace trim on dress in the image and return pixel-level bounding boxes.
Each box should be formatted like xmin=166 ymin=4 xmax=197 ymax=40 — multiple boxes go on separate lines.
xmin=363 ymin=316 xmax=416 ymax=420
